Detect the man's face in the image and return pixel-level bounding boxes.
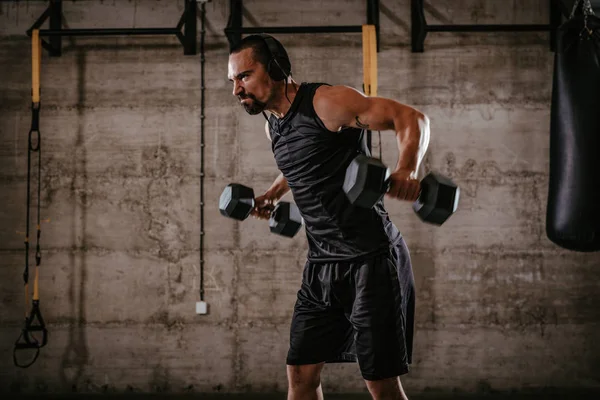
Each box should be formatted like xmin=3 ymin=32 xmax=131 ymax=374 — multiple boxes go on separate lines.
xmin=228 ymin=48 xmax=272 ymax=115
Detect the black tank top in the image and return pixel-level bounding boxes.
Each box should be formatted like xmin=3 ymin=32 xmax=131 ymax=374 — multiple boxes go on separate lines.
xmin=269 ymin=82 xmax=402 ymax=262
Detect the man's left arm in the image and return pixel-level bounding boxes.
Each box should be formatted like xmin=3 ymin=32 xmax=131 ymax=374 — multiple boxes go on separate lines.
xmin=314 ymin=85 xmax=430 ymax=201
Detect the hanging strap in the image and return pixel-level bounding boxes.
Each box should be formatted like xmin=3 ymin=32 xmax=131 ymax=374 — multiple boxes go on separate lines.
xmin=361 ymin=24 xmax=382 ymax=160
xmin=14 ymin=29 xmax=48 ymax=369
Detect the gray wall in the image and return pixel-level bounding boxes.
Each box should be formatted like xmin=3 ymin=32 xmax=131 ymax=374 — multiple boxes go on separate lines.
xmin=1 ymin=0 xmax=599 ymax=396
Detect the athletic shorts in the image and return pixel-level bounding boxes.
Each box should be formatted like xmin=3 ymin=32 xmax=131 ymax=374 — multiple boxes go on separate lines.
xmin=286 ymin=237 xmax=415 ymax=381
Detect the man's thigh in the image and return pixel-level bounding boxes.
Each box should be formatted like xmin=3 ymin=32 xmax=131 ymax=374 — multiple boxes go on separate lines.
xmin=287 ymin=262 xmax=356 ymax=366
xmin=350 ymin=243 xmax=414 ymax=381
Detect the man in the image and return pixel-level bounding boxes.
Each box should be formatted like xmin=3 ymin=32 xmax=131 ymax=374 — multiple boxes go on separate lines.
xmin=227 ymin=34 xmax=430 ymax=400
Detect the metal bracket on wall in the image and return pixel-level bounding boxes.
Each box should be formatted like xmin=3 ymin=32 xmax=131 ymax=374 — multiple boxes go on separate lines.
xmin=25 ymin=0 xmax=198 ymax=56
xmin=411 ymin=0 xmax=564 ymax=52
xmin=224 ymin=0 xmax=380 ymax=52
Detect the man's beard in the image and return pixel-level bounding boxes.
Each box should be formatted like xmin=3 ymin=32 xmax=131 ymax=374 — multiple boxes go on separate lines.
xmin=240 ymin=94 xmax=267 ymax=115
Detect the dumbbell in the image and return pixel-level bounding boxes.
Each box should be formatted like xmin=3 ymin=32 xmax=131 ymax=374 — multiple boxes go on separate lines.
xmin=342 ymin=154 xmax=460 ymax=225
xmin=219 ymin=183 xmax=303 ymax=238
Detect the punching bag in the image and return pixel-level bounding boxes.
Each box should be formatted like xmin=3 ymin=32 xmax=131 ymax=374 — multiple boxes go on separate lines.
xmin=547 ymin=0 xmax=600 ymax=252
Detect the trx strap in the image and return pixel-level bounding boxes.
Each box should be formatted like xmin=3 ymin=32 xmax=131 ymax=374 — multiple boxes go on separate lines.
xmin=362 ymin=24 xmax=382 ymax=160
xmin=14 ymin=29 xmax=48 ymax=369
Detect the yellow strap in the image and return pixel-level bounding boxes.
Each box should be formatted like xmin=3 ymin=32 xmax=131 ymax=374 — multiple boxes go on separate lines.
xmin=32 ymin=29 xmax=41 ymax=103
xmin=33 ymin=266 xmax=40 ymax=301
xmin=362 ymin=24 xmax=377 ymax=97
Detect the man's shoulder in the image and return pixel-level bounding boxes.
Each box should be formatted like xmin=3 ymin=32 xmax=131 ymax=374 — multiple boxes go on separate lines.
xmin=313 ymin=84 xmax=362 ymax=108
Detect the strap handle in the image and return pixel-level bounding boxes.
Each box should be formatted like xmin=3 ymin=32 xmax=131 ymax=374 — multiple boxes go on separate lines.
xmin=13 ymin=300 xmax=48 ymax=368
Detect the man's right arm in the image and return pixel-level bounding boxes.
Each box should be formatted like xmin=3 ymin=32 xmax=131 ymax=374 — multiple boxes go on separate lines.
xmin=252 ymin=173 xmax=290 ymax=220
xmin=263 ymin=120 xmax=289 ymax=199
xmin=251 ymin=122 xmax=291 ymax=220
xmin=264 ymin=173 xmax=290 ymax=201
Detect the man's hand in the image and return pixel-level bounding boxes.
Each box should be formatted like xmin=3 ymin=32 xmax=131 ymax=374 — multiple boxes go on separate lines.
xmin=251 ymin=194 xmax=277 ymax=220
xmin=386 ymin=169 xmax=421 ymax=202
xmin=252 ymin=173 xmax=291 ymax=220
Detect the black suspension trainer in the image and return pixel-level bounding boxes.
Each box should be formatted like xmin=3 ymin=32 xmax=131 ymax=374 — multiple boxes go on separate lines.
xmin=13 ymin=29 xmax=49 ymax=369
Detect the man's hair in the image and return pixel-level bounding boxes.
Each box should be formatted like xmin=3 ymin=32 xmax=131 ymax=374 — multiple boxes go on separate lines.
xmin=229 ymin=35 xmax=271 ymax=70
xmin=229 ymin=35 xmax=291 ymax=81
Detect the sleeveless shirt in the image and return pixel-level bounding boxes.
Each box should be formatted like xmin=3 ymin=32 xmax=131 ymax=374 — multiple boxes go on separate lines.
xmin=269 ymin=82 xmax=402 ymax=262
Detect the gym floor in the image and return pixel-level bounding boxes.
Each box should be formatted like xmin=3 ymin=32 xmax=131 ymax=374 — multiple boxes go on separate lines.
xmin=9 ymin=392 xmax=600 ymax=400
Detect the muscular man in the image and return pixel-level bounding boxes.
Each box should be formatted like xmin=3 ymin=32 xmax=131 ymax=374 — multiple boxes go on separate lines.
xmin=227 ymin=34 xmax=430 ymax=400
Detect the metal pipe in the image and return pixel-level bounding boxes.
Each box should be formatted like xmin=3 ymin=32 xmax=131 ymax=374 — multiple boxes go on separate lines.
xmin=199 ymin=2 xmax=206 ymax=303
xmin=427 ymin=24 xmax=552 ymax=32
xmin=226 ymin=25 xmax=363 ymax=34
xmin=35 ymin=28 xmax=180 ymax=37
xmin=49 ymin=0 xmax=62 ymax=56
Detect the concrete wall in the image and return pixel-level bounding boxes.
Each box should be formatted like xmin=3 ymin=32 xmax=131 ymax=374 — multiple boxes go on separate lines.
xmin=1 ymin=0 xmax=599 ymax=396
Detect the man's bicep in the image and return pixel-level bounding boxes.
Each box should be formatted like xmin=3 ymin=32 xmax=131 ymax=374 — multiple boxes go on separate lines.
xmin=315 ymin=86 xmax=398 ymax=132
xmin=350 ymin=97 xmax=399 ymax=131
xmin=317 ymin=86 xmax=425 ymax=134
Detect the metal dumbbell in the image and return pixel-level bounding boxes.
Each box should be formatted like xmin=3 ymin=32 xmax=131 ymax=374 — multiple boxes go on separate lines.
xmin=219 ymin=183 xmax=303 ymax=237
xmin=343 ymin=154 xmax=460 ymax=225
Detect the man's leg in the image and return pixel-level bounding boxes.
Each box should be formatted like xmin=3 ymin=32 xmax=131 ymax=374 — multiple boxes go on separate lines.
xmin=287 ymin=362 xmax=325 ymax=400
xmin=286 ymin=260 xmax=355 ymax=400
xmin=349 ymin=240 xmax=415 ymax=400
xmin=365 ymin=376 xmax=408 ymax=400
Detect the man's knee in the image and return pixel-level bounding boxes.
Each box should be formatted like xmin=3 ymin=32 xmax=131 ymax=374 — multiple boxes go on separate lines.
xmin=365 ymin=376 xmax=405 ymax=400
xmin=287 ymin=363 xmax=324 ymax=390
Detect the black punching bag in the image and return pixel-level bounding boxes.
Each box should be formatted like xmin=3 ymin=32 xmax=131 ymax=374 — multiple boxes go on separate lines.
xmin=547 ymin=1 xmax=600 ymax=252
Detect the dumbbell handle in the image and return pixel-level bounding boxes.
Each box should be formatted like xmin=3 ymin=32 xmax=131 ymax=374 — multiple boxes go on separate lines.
xmin=247 ymin=196 xmax=280 ymax=217
xmin=381 ymin=173 xmax=428 ymax=205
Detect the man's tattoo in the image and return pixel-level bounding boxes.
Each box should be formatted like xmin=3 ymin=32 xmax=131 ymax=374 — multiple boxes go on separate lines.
xmin=355 ymin=116 xmax=369 ymax=129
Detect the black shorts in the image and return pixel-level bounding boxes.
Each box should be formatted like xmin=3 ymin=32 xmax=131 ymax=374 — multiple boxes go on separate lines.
xmin=286 ymin=238 xmax=415 ymax=381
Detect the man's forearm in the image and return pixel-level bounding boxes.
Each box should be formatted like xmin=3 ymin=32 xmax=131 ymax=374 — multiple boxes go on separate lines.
xmin=395 ymin=112 xmax=430 ymax=178
xmin=265 ymin=173 xmax=290 ymax=201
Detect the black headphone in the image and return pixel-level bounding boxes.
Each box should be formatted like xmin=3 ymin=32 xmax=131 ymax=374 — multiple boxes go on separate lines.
xmin=255 ymin=34 xmax=292 ymax=81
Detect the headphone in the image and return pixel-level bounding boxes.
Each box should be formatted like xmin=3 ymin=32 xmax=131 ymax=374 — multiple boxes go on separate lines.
xmin=255 ymin=34 xmax=292 ymax=81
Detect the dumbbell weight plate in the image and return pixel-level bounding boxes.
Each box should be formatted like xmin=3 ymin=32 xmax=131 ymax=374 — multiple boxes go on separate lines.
xmin=219 ymin=183 xmax=255 ymax=221
xmin=269 ymin=202 xmax=303 ymax=238
xmin=412 ymin=172 xmax=460 ymax=225
xmin=343 ymin=154 xmax=390 ymax=208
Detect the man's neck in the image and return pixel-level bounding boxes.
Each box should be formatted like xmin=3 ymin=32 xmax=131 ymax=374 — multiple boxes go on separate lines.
xmin=267 ymin=79 xmax=299 ymax=119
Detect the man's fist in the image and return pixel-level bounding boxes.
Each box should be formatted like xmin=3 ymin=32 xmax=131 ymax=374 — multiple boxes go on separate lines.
xmin=251 ymin=194 xmax=276 ymax=220
xmin=386 ymin=169 xmax=421 ymax=202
